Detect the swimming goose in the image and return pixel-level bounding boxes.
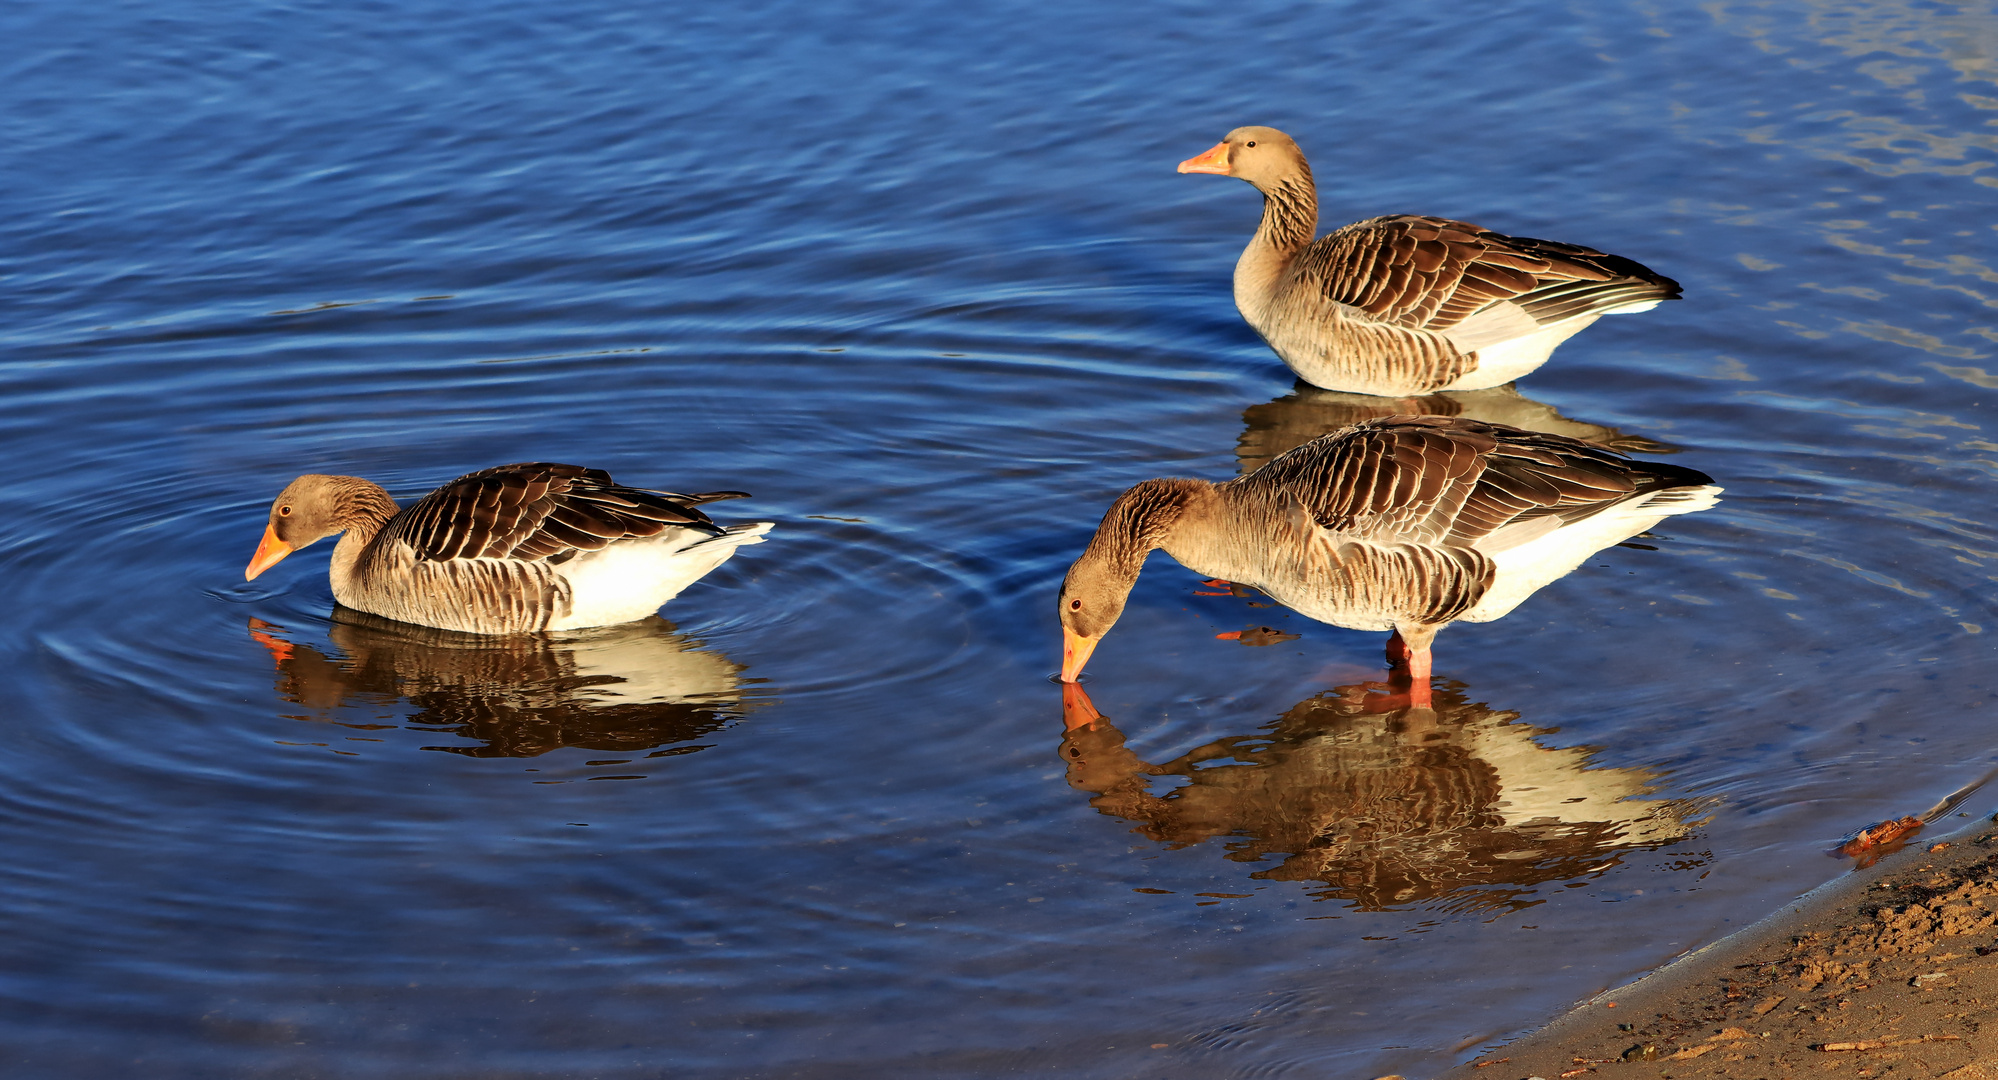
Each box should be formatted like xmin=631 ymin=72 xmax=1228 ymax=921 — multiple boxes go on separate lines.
xmin=1178 ymin=127 xmax=1680 ymax=397
xmin=245 ymin=462 xmax=772 ymax=635
xmin=1056 ymin=416 xmax=1718 ymax=704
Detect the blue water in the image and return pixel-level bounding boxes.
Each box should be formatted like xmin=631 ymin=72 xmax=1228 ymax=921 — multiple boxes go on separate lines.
xmin=3 ymin=1 xmax=1997 ymax=1076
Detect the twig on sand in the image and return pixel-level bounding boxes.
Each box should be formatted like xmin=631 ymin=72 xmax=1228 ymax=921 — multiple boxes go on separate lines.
xmin=1815 ymin=1035 xmax=1961 ymax=1051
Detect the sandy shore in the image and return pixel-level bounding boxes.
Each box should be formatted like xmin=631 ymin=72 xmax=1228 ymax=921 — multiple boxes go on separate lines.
xmin=1427 ymin=817 xmax=1998 ymax=1080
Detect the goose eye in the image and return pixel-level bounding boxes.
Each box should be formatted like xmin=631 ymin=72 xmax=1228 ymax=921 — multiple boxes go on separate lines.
xmin=278 ymin=505 xmax=292 ymax=517
xmin=1069 ymin=599 xmax=1082 ymax=610
xmin=1245 ymin=140 xmax=1256 ymax=147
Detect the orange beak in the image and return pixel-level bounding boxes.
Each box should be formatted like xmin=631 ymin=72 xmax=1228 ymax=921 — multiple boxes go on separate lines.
xmin=1060 ymin=627 xmax=1100 ymax=683
xmin=244 ymin=523 xmax=293 ymax=581
xmin=1176 ymin=142 xmax=1233 ymax=175
xmin=1061 ymin=681 xmax=1104 ymax=731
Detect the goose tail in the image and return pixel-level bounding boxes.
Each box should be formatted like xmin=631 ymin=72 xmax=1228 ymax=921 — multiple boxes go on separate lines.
xmin=702 ymin=521 xmax=775 ymax=548
xmin=1639 ymin=484 xmax=1723 ymax=516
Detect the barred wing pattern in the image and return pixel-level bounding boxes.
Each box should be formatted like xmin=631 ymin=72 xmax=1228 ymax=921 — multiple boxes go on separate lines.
xmin=1229 ymin=416 xmax=1709 ymax=629
xmin=1298 ymin=215 xmax=1681 ymax=338
xmin=385 ymin=462 xmax=737 ymax=562
xmin=1244 ymin=416 xmax=1682 ymax=549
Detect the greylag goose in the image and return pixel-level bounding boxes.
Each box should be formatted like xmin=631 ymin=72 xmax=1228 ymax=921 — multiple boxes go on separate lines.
xmin=244 ymin=462 xmax=772 ymax=635
xmin=1178 ymin=126 xmax=1681 ymax=397
xmin=1056 ymin=416 xmax=1718 ymax=704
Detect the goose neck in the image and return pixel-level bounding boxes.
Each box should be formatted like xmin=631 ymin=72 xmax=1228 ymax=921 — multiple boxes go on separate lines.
xmin=1087 ymin=478 xmax=1216 ymax=573
xmin=329 ymin=478 xmax=400 ymax=543
xmin=1252 ymin=167 xmax=1318 ymax=257
xmin=324 ymin=478 xmax=400 ymax=591
xmin=1234 ymin=167 xmax=1318 ymax=313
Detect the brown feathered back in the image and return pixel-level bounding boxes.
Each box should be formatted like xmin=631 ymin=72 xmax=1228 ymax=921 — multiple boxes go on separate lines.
xmin=1234 ymin=416 xmax=1709 ymax=550
xmin=1298 ymin=215 xmax=1681 ymax=334
xmin=384 ymin=463 xmax=743 ymax=563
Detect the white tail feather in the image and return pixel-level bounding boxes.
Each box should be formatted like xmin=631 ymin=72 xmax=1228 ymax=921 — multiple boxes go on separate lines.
xmin=549 ymin=522 xmax=775 ymax=631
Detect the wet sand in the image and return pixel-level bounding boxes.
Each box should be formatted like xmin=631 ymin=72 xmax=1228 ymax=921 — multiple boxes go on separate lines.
xmin=1436 ymin=817 xmax=1998 ymax=1080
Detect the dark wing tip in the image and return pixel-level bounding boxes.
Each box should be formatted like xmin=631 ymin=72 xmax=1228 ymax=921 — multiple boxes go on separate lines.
xmin=1628 ymin=459 xmax=1714 ymax=490
xmin=1469 ymin=230 xmax=1681 ymax=295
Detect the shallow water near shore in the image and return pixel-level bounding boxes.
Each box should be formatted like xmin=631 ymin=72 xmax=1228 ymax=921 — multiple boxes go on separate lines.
xmin=3 ymin=1 xmax=1998 ymax=1077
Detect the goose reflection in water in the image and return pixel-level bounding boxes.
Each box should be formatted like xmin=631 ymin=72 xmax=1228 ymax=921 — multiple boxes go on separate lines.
xmin=1060 ymin=682 xmax=1700 ymax=913
xmin=248 ymin=610 xmax=763 ymax=758
xmin=1237 ymin=382 xmax=1670 ymax=475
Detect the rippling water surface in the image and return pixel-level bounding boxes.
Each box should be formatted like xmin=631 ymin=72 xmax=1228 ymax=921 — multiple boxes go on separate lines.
xmin=4 ymin=1 xmax=1997 ymax=1076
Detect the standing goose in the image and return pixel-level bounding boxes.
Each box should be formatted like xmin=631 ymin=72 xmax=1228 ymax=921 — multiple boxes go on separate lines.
xmin=245 ymin=462 xmax=772 ymax=635
xmin=1178 ymin=126 xmax=1680 ymax=397
xmin=1057 ymin=416 xmax=1718 ymax=705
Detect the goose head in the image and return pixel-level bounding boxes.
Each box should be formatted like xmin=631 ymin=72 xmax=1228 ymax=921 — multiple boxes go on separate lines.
xmin=1056 ymin=551 xmax=1138 ymax=682
xmin=1176 ymin=126 xmax=1309 ymax=191
xmin=245 ymin=474 xmax=375 ymax=580
xmin=1055 ymin=478 xmax=1209 ymax=681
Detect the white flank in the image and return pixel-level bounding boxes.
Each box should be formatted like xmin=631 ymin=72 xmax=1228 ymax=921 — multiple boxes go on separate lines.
xmin=1437 ymin=300 xmax=1540 ymax=353
xmin=548 ymin=522 xmax=773 ymax=631
xmin=1441 ymin=316 xmax=1601 ymax=391
xmin=1457 ymin=485 xmax=1721 ymax=623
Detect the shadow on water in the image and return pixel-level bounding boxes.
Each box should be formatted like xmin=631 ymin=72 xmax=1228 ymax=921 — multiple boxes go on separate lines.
xmin=245 ymin=609 xmax=769 ymax=759
xmin=1235 ymin=381 xmax=1672 ymax=475
xmin=1060 ymin=681 xmax=1704 ymax=914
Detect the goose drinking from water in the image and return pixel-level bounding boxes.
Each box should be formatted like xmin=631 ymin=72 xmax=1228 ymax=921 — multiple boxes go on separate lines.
xmin=1056 ymin=416 xmax=1717 ymax=705
xmin=245 ymin=462 xmax=771 ymax=635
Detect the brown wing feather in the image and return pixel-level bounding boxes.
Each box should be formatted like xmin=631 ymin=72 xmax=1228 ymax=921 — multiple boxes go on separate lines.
xmin=385 ymin=463 xmax=728 ymax=564
xmin=1298 ymin=215 xmax=1680 ymax=333
xmin=1242 ymin=416 xmax=1492 ymax=544
xmin=1238 ymin=416 xmax=1709 ymax=549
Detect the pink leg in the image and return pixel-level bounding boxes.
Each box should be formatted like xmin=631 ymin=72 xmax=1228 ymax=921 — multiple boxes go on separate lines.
xmin=1386 ymin=625 xmax=1438 ymax=709
xmin=1404 ymin=645 xmax=1432 ymax=708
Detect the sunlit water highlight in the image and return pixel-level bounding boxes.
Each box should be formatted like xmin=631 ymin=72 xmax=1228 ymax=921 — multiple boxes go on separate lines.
xmin=2 ymin=1 xmax=1996 ymax=1076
